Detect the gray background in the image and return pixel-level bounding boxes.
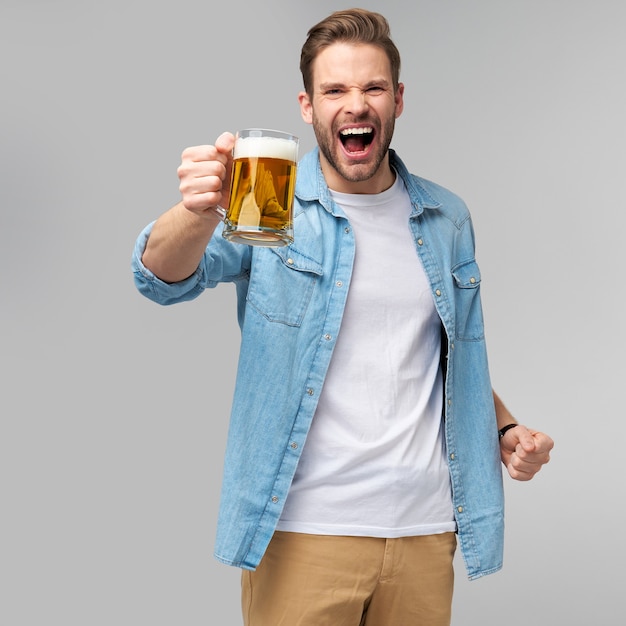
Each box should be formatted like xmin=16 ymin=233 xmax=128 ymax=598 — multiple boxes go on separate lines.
xmin=1 ymin=0 xmax=623 ymax=624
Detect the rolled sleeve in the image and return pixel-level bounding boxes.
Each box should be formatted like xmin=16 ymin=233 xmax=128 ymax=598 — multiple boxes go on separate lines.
xmin=131 ymin=222 xmax=206 ymax=305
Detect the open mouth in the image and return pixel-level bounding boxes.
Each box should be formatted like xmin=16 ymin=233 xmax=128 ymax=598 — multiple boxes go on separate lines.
xmin=339 ymin=126 xmax=374 ymax=154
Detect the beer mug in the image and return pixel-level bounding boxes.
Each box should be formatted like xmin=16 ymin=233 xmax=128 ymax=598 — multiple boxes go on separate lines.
xmin=221 ymin=128 xmax=299 ymax=247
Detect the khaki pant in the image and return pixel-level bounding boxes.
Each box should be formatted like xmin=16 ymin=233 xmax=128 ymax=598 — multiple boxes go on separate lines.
xmin=241 ymin=531 xmax=456 ymax=626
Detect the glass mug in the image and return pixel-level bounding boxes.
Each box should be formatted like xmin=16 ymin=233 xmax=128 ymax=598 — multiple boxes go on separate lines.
xmin=221 ymin=128 xmax=299 ymax=247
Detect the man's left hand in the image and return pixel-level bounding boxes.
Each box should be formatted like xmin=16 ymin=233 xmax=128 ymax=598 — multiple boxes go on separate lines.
xmin=500 ymin=425 xmax=554 ymax=481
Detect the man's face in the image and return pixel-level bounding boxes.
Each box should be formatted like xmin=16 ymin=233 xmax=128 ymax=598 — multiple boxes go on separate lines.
xmin=299 ymin=42 xmax=404 ymax=194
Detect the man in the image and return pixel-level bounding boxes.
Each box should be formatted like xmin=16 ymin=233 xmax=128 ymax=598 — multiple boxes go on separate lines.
xmin=132 ymin=8 xmax=553 ymax=625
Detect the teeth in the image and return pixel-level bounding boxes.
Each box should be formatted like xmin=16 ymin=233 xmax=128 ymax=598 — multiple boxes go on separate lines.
xmin=340 ymin=127 xmax=373 ymax=136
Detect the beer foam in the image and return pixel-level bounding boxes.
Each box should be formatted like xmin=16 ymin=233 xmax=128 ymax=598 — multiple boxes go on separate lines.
xmin=234 ymin=135 xmax=298 ymax=161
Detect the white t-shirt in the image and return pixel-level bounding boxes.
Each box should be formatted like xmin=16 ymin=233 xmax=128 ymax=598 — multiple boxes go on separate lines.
xmin=277 ymin=175 xmax=455 ymax=537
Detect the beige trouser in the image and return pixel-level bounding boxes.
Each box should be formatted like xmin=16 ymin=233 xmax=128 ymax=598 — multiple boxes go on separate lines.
xmin=241 ymin=531 xmax=456 ymax=626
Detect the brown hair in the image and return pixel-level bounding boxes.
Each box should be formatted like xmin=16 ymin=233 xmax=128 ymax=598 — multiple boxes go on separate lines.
xmin=300 ymin=8 xmax=401 ymax=96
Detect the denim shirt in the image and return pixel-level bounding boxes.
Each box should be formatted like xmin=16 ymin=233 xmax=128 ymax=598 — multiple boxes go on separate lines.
xmin=132 ymin=148 xmax=505 ymax=580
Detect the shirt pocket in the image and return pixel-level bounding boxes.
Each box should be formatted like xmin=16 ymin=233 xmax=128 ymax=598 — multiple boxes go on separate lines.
xmin=451 ymin=259 xmax=485 ymax=341
xmin=246 ymin=247 xmax=323 ymax=327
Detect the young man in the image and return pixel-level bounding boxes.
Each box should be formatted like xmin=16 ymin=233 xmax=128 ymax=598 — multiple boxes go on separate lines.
xmin=132 ymin=8 xmax=553 ymax=625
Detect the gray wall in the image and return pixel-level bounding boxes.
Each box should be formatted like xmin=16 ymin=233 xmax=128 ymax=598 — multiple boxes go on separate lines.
xmin=2 ymin=1 xmax=623 ymax=624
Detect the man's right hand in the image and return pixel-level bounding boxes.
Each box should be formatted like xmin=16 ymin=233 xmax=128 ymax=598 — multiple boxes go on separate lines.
xmin=177 ymin=131 xmax=236 ymax=217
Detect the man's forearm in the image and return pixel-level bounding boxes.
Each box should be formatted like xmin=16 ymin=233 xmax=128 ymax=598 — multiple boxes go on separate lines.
xmin=141 ymin=201 xmax=220 ymax=283
xmin=492 ymin=390 xmax=518 ymax=431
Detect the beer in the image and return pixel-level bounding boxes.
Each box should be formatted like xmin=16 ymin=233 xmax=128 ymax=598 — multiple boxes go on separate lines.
xmin=223 ymin=130 xmax=298 ymax=247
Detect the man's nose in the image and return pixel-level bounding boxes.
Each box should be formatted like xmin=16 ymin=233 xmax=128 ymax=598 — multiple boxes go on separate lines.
xmin=344 ymin=88 xmax=369 ymax=115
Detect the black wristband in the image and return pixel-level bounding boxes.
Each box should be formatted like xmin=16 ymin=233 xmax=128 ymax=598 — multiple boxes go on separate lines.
xmin=498 ymin=423 xmax=518 ymax=439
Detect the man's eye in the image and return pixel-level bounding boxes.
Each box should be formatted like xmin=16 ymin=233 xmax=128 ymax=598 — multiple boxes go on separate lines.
xmin=366 ymin=87 xmax=384 ymax=94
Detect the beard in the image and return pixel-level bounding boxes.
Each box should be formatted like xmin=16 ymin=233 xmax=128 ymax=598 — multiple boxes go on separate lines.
xmin=312 ymin=112 xmax=396 ymax=184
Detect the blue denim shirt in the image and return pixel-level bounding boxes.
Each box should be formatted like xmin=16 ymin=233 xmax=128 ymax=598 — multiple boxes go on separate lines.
xmin=132 ymin=148 xmax=505 ymax=580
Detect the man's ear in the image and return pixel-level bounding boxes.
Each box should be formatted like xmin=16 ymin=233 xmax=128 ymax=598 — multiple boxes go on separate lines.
xmin=395 ymin=82 xmax=405 ymax=119
xmin=298 ymin=91 xmax=313 ymax=124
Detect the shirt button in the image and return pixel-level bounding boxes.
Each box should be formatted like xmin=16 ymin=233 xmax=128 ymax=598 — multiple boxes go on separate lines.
xmin=271 ymin=496 xmax=279 ymax=503
xmin=324 ymin=334 xmax=332 ymax=341
xmin=344 ymin=227 xmax=350 ymax=234
xmin=306 ymin=388 xmax=314 ymax=396
xmin=450 ymin=453 xmax=455 ymax=460
xmin=336 ymin=280 xmax=343 ymax=287
xmin=417 ymin=238 xmax=423 ymax=246
xmin=457 ymin=506 xmax=463 ymax=513
xmin=470 ymin=277 xmax=476 ymax=284
xmin=435 ymin=289 xmax=442 ymax=297
xmin=290 ymin=442 xmax=298 ymax=450
xmin=287 ymin=258 xmax=294 ymax=265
